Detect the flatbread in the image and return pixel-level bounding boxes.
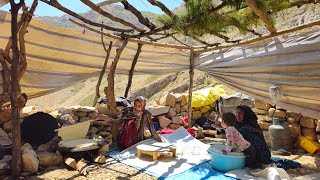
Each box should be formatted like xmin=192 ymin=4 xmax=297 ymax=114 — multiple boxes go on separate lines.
xmin=59 ymin=139 xmax=98 ymax=149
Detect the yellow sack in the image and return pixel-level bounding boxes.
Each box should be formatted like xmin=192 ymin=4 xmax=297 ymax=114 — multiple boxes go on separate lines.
xmin=186 ymin=85 xmax=226 ymax=108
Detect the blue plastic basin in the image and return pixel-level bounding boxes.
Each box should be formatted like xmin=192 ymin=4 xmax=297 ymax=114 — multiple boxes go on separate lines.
xmin=207 ymin=144 xmax=246 ymax=172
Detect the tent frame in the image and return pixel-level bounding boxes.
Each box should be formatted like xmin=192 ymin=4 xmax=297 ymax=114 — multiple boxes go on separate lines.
xmin=1 ymin=0 xmax=320 ymax=177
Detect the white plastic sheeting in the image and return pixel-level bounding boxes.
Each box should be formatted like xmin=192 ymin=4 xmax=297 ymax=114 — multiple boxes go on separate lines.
xmin=1 ymin=9 xmax=320 ymax=119
xmin=197 ymin=30 xmax=320 ymax=119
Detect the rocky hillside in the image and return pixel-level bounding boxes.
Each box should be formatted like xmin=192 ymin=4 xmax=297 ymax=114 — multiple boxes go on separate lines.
xmin=36 ymin=4 xmax=158 ymax=30
xmin=27 ymin=70 xmax=225 ymax=110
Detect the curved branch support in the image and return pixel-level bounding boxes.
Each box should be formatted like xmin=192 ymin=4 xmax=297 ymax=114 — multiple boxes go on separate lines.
xmin=40 ymin=0 xmax=132 ymax=33
xmin=244 ymin=0 xmax=277 ymax=33
xmin=92 ymin=28 xmax=113 ymax=107
xmin=80 ymin=0 xmax=144 ymax=32
xmin=121 ymin=0 xmax=156 ymax=29
xmin=124 ymin=43 xmax=143 ymax=98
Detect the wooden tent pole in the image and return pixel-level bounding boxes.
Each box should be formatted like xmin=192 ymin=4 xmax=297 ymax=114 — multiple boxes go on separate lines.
xmin=10 ymin=0 xmax=24 ymax=178
xmin=188 ymin=50 xmax=195 ymax=127
xmin=124 ymin=43 xmax=143 ymax=98
xmin=92 ymin=28 xmax=113 ymax=107
xmin=107 ymin=38 xmax=128 ymax=145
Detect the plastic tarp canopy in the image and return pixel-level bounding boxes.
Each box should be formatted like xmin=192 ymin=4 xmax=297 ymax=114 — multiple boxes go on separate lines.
xmin=196 ymin=30 xmax=320 ymax=119
xmin=0 ymin=10 xmax=190 ymax=98
xmin=1 ymin=9 xmax=320 ymax=119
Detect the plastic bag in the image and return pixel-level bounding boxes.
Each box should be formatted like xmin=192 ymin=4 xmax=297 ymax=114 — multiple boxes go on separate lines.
xmin=186 ymin=85 xmax=226 ymax=108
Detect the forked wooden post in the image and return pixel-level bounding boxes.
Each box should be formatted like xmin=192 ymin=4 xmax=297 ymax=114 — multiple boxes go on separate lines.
xmin=106 ymin=38 xmax=128 ymax=144
xmin=188 ymin=49 xmax=195 ymax=127
xmin=9 ymin=0 xmax=23 ymax=178
xmin=92 ymin=28 xmax=113 ymax=107
xmin=124 ymin=43 xmax=143 ymax=98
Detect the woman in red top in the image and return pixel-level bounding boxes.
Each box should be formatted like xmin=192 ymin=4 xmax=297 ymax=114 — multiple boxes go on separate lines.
xmin=94 ymin=96 xmax=161 ymax=150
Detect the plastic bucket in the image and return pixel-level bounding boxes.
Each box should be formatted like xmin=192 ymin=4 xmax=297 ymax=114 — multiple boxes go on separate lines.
xmin=207 ymin=144 xmax=246 ymax=172
xmin=298 ymin=136 xmax=320 ymax=154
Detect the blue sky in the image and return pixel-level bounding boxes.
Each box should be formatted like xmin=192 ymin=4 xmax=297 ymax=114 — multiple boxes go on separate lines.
xmin=0 ymin=0 xmax=183 ymax=16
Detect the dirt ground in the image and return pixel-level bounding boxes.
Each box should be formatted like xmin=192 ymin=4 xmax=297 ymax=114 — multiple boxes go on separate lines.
xmin=2 ymin=137 xmax=320 ymax=180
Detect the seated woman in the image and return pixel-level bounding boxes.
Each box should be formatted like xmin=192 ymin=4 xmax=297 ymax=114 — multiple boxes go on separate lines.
xmin=235 ymin=105 xmax=272 ymax=168
xmin=220 ymin=112 xmax=251 ymax=155
xmin=94 ymin=96 xmax=161 ymax=150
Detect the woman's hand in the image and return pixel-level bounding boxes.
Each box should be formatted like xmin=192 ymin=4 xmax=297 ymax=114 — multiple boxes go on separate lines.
xmin=93 ymin=114 xmax=110 ymax=122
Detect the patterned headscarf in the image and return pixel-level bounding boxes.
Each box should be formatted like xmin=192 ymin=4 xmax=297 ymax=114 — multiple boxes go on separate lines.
xmin=134 ymin=96 xmax=147 ymax=110
xmin=236 ymin=105 xmax=260 ymax=129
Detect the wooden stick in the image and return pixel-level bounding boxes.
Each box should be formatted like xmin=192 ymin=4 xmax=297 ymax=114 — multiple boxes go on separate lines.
xmin=121 ymin=0 xmax=156 ymax=29
xmin=194 ymin=19 xmax=320 ymax=53
xmin=172 ymin=36 xmax=193 ymax=48
xmin=107 ymin=38 xmax=128 ymax=145
xmin=147 ymin=0 xmax=172 ymax=17
xmin=188 ymin=50 xmax=195 ymax=127
xmin=9 ymin=0 xmax=24 ymax=178
xmin=69 ymin=19 xmax=191 ymax=49
xmin=96 ymin=0 xmax=124 ymax=7
xmin=80 ymin=0 xmax=144 ymax=32
xmin=124 ymin=43 xmax=143 ymax=98
xmin=192 ymin=36 xmax=220 ymax=47
xmin=92 ymin=29 xmax=113 ymax=107
xmin=18 ymin=0 xmax=38 ymax=81
xmin=40 ymin=0 xmax=132 ymax=32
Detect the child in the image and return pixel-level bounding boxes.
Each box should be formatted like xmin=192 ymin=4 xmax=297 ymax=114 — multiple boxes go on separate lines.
xmin=220 ymin=112 xmax=251 ymax=155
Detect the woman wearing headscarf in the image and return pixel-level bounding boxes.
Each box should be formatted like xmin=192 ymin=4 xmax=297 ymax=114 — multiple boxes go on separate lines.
xmin=94 ymin=96 xmax=161 ymax=150
xmin=235 ymin=105 xmax=271 ymax=168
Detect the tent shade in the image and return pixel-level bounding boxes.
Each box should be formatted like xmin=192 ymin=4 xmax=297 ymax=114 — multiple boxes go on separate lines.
xmin=197 ymin=30 xmax=320 ymax=119
xmin=0 ymin=10 xmax=190 ymax=98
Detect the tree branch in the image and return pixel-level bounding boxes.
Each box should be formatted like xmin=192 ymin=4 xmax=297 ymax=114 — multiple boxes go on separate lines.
xmin=244 ymin=0 xmax=277 ymax=33
xmin=93 ymin=28 xmax=113 ymax=106
xmin=121 ymin=0 xmax=156 ymax=29
xmin=69 ymin=19 xmax=190 ymax=49
xmin=80 ymin=0 xmax=144 ymax=32
xmin=124 ymin=43 xmax=143 ymax=98
xmin=40 ymin=0 xmax=133 ymax=32
xmin=192 ymin=36 xmax=220 ymax=47
xmin=209 ymin=31 xmax=241 ymax=43
xmin=147 ymin=0 xmax=173 ymax=17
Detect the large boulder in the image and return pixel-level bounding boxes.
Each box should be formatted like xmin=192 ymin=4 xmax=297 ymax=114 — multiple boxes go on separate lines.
xmin=70 ymin=106 xmax=96 ymax=112
xmin=175 ymin=103 xmax=181 ymax=114
xmin=37 ymin=151 xmax=63 ymax=167
xmin=268 ymin=108 xmax=286 ymax=118
xmin=159 ymin=116 xmax=171 ymax=128
xmin=172 ymin=115 xmax=183 ymax=125
xmin=159 ymin=92 xmax=176 ymax=107
xmin=301 ymin=127 xmax=317 ymax=140
xmin=0 ymin=155 xmax=11 ymax=175
xmin=254 ymin=100 xmax=271 ymax=111
xmin=3 ymin=119 xmax=23 ymax=132
xmin=167 ymin=108 xmax=177 ymax=119
xmin=59 ymin=114 xmax=78 ymax=125
xmin=299 ymin=117 xmax=316 ymax=128
xmin=145 ymin=106 xmax=170 ymax=116
xmin=181 ymin=95 xmax=187 ymax=106
xmin=22 ymin=143 xmax=39 ymax=173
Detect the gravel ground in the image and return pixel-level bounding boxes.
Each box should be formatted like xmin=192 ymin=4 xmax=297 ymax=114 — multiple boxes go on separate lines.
xmin=2 ymin=137 xmax=319 ymax=180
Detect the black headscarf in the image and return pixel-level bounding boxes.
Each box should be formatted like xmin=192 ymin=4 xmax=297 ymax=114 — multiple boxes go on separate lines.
xmin=236 ymin=105 xmax=261 ymax=130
